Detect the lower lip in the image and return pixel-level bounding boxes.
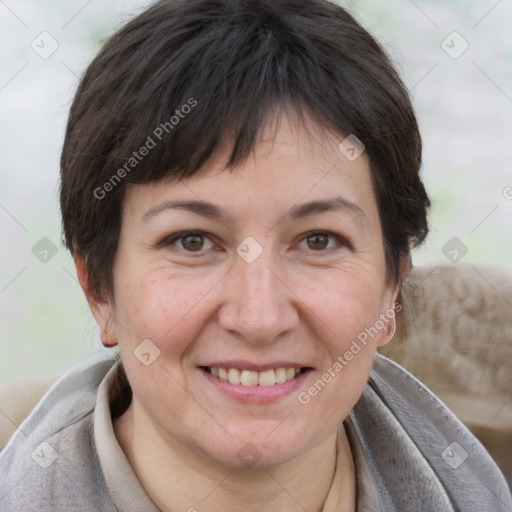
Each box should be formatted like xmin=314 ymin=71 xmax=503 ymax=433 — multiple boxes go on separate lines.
xmin=199 ymin=368 xmax=312 ymax=404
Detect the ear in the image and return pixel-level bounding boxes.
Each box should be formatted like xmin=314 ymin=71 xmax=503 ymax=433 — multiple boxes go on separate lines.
xmin=377 ymin=255 xmax=410 ymax=347
xmin=74 ymin=255 xmax=117 ymax=347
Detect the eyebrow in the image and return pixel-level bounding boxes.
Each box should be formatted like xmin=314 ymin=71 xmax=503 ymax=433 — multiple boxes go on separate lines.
xmin=142 ymin=200 xmax=223 ymax=222
xmin=288 ymin=196 xmax=366 ymax=220
xmin=142 ymin=196 xmax=366 ymax=223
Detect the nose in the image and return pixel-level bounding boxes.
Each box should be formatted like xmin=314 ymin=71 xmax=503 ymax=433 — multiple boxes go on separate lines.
xmin=217 ymin=252 xmax=299 ymax=345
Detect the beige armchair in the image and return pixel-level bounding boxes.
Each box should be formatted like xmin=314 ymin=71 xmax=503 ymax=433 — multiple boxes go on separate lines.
xmin=1 ymin=263 xmax=510 ymax=485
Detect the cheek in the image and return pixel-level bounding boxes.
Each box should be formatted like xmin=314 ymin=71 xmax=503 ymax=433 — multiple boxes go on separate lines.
xmin=301 ymin=270 xmax=385 ymax=359
xmin=297 ymin=268 xmax=389 ymax=416
xmin=300 ymin=282 xmax=381 ymax=424
xmin=114 ymin=270 xmax=221 ymax=359
xmin=112 ymin=272 xmax=222 ymax=423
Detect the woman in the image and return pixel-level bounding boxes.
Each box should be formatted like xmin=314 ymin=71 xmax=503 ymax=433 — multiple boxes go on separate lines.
xmin=1 ymin=0 xmax=510 ymax=510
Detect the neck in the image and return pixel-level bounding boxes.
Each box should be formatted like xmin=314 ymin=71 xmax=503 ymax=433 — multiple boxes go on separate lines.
xmin=114 ymin=400 xmax=356 ymax=512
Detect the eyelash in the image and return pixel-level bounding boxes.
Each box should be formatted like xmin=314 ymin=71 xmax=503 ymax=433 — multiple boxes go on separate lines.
xmin=160 ymin=230 xmax=351 ymax=255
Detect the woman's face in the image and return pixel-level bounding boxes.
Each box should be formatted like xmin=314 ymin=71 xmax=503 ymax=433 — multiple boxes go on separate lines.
xmin=107 ymin=115 xmax=399 ymax=468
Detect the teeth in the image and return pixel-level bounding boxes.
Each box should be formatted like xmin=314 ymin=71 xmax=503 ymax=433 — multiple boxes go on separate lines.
xmin=227 ymin=368 xmax=241 ymax=385
xmin=274 ymin=368 xmax=286 ymax=384
xmin=240 ymin=370 xmax=259 ymax=386
xmin=208 ymin=366 xmax=302 ymax=386
xmin=258 ymin=369 xmax=276 ymax=386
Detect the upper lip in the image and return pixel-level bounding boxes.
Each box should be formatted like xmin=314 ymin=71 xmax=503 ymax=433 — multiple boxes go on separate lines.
xmin=200 ymin=360 xmax=312 ymax=372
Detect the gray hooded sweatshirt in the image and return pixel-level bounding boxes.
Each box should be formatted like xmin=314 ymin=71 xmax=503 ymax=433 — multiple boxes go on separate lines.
xmin=0 ymin=350 xmax=510 ymax=511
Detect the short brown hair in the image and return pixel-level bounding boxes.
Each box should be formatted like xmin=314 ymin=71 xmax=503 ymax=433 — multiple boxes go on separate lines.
xmin=60 ymin=0 xmax=430 ymax=302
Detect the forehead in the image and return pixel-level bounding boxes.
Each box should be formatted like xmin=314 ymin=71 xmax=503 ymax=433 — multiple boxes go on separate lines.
xmin=122 ymin=114 xmax=378 ymax=228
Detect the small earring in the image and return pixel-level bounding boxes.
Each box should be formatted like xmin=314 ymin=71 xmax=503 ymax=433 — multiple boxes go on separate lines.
xmin=103 ymin=326 xmax=108 ymax=334
xmin=389 ymin=317 xmax=396 ymax=339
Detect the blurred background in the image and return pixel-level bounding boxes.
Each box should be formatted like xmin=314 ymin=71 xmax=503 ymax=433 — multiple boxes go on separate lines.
xmin=0 ymin=0 xmax=511 ymax=384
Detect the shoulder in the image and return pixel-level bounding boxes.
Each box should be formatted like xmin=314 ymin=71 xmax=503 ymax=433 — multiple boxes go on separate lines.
xmin=0 ymin=372 xmax=61 ymax=450
xmin=350 ymin=354 xmax=512 ymax=511
xmin=0 ymin=350 xmax=118 ymax=511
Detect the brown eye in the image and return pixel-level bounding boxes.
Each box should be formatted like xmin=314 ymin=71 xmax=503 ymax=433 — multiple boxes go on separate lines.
xmin=162 ymin=231 xmax=215 ymax=254
xmin=297 ymin=232 xmax=349 ymax=253
xmin=181 ymin=234 xmax=205 ymax=251
xmin=306 ymin=233 xmax=329 ymax=250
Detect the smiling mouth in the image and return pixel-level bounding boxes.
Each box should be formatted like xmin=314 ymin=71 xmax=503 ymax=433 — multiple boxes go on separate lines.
xmin=201 ymin=366 xmax=311 ymax=387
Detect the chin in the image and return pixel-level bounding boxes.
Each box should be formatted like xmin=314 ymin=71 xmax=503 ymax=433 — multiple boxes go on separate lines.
xmin=196 ymin=424 xmax=318 ymax=469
